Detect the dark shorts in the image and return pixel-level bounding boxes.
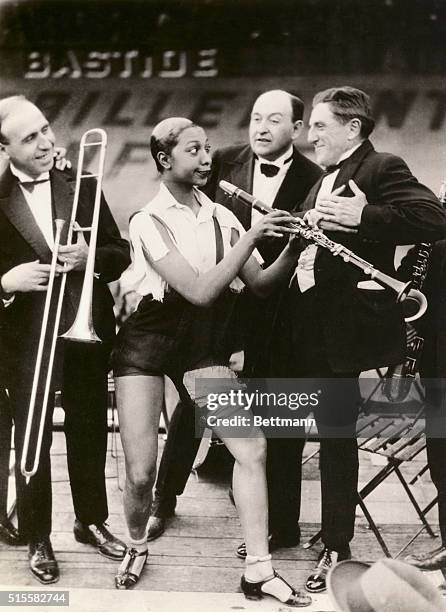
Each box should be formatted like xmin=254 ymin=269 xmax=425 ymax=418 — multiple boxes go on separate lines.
xmin=111 ymin=293 xmax=190 ymax=379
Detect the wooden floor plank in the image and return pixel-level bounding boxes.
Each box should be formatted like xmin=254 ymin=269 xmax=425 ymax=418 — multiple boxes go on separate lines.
xmin=2 ymin=430 xmax=441 ymax=600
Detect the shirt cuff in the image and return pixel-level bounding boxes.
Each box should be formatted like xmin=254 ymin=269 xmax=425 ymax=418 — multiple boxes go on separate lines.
xmin=0 ymin=276 xmax=15 ymax=306
xmin=2 ymin=294 xmax=15 ymax=307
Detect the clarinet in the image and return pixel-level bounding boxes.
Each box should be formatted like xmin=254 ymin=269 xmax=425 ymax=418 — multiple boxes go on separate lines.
xmin=383 ymin=180 xmax=446 ymax=402
xmin=219 ymin=180 xmax=428 ymax=321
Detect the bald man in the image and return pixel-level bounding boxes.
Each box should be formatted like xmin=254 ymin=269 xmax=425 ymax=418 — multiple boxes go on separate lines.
xmin=208 ymin=89 xmax=321 ymax=262
xmin=147 ymin=90 xmax=321 ymax=552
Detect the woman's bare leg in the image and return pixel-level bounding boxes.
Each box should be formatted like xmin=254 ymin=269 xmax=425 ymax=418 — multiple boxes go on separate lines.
xmin=115 ymin=375 xmax=165 ymax=540
xmin=218 ymin=434 xmax=269 ymax=560
xmin=215 ymin=429 xmax=310 ymax=604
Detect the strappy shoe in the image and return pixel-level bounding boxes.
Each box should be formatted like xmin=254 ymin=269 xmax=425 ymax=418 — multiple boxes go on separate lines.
xmin=114 ymin=547 xmax=148 ymax=590
xmin=241 ymin=570 xmax=312 ymax=607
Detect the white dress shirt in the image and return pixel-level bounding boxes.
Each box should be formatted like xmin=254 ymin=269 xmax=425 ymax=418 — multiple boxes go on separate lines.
xmin=10 ymin=163 xmax=54 ymax=249
xmin=251 ymin=145 xmax=293 ymax=225
xmin=128 ymin=182 xmax=262 ymax=301
xmin=296 ymin=143 xmax=362 ymax=292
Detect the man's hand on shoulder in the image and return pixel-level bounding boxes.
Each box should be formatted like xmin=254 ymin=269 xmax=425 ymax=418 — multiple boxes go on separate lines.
xmin=53 ymin=147 xmax=72 ymax=172
xmin=314 ymin=181 xmax=366 ymax=233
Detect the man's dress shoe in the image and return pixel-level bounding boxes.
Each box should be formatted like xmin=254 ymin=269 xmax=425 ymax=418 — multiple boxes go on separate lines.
xmin=305 ymin=546 xmax=351 ymax=593
xmin=151 ymin=495 xmax=176 ymax=520
xmin=147 ymin=516 xmax=166 ymax=542
xmin=28 ymin=538 xmax=59 ymax=584
xmin=73 ymin=520 xmax=126 ymax=560
xmin=405 ymin=546 xmax=446 ymax=571
xmin=0 ymin=517 xmax=24 ymax=545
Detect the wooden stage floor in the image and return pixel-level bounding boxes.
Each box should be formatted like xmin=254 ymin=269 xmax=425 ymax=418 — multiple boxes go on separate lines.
xmin=0 ymin=429 xmax=444 ymax=611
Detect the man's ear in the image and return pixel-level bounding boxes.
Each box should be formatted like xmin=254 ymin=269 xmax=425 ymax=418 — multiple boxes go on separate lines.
xmin=349 ymin=118 xmax=362 ymax=139
xmin=292 ymin=120 xmax=304 ymax=140
xmin=0 ymin=143 xmax=8 ymax=158
xmin=157 ymin=151 xmax=171 ymax=170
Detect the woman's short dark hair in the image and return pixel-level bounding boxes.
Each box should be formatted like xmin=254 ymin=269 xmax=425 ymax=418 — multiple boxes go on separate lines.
xmin=150 ymin=117 xmax=197 ymax=172
xmin=312 ymin=86 xmax=375 ymax=138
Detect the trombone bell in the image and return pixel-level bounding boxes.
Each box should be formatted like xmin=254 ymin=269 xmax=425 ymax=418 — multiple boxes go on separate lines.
xmin=60 ymin=318 xmax=101 ymax=344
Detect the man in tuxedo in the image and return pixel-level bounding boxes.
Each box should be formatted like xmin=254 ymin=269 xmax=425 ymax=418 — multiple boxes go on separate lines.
xmin=207 ymin=89 xmax=322 ymax=262
xmin=146 ymin=90 xmax=322 ymax=549
xmin=0 ymin=95 xmax=130 ymax=583
xmin=281 ymin=86 xmax=446 ymax=593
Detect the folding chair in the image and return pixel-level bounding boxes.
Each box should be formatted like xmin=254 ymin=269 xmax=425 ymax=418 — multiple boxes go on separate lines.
xmin=358 ymin=412 xmax=437 ymax=557
xmin=304 ymin=412 xmax=438 ymax=558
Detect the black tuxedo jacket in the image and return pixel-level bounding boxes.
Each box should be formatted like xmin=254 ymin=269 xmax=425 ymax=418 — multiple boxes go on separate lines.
xmin=0 ymin=166 xmax=130 ymax=386
xmin=204 ymin=143 xmax=322 ymax=264
xmin=293 ymin=139 xmax=446 ymax=373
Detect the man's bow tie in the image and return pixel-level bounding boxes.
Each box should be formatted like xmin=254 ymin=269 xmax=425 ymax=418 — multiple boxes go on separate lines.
xmin=19 ymin=178 xmax=50 ymax=193
xmin=325 ymin=158 xmax=347 ymax=174
xmin=258 ymin=152 xmax=292 ymax=177
xmin=259 ymin=163 xmax=280 ymax=177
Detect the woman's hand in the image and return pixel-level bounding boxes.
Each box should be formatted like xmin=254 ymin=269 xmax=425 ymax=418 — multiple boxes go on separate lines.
xmin=287 ymin=231 xmax=306 ymax=255
xmin=247 ymin=210 xmax=295 ymax=245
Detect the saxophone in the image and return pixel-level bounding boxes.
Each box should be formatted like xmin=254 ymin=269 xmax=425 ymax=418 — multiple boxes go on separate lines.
xmin=383 ymin=180 xmax=446 ymax=402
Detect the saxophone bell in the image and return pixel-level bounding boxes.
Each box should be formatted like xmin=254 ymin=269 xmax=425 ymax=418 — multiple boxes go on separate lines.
xmin=384 ymin=336 xmax=424 ymax=402
xmin=383 ymin=369 xmax=415 ymax=403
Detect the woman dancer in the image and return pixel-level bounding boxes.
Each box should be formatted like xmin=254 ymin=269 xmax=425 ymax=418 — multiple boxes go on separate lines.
xmin=112 ymin=117 xmax=310 ymax=607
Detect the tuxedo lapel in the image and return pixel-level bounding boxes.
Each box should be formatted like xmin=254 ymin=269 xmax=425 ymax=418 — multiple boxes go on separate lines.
xmin=273 ymin=147 xmax=311 ymax=212
xmin=302 ymin=175 xmax=325 ymax=212
xmin=227 ymin=146 xmax=253 ymax=228
xmin=273 ymin=160 xmax=297 ymax=211
xmin=0 ymin=169 xmax=52 ymax=262
xmin=302 ymin=140 xmax=374 ymax=210
xmin=51 ymin=170 xmax=76 ymax=246
xmin=332 ymin=140 xmax=373 ymax=193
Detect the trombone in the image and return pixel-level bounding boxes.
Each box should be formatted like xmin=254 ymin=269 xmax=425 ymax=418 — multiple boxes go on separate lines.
xmin=21 ymin=129 xmax=107 ymax=481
